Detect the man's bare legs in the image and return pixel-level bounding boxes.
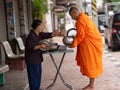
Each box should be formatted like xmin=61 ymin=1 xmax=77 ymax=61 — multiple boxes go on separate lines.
xmin=82 ymin=78 xmax=95 ymax=90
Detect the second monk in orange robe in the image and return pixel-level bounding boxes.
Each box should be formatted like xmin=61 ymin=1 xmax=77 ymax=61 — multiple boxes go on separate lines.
xmin=69 ymin=7 xmax=103 ymax=90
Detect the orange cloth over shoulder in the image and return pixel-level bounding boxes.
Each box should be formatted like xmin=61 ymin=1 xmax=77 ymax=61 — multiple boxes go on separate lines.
xmin=72 ymin=12 xmax=103 ymax=78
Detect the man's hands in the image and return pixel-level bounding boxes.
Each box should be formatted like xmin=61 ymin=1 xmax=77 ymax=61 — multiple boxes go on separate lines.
xmin=39 ymin=43 xmax=48 ymax=49
xmin=34 ymin=43 xmax=48 ymax=50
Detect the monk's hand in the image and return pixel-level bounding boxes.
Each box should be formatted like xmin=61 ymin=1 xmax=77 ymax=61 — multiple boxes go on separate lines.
xmin=66 ymin=44 xmax=72 ymax=48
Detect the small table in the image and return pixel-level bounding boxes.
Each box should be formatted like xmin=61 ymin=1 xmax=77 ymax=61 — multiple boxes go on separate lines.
xmin=43 ymin=46 xmax=74 ymax=90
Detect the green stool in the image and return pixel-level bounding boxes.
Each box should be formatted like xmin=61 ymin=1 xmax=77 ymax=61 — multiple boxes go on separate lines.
xmin=0 ymin=74 xmax=4 ymax=86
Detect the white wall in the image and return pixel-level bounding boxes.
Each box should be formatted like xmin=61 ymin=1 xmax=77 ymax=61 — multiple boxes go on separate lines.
xmin=45 ymin=0 xmax=52 ymax=32
xmin=76 ymin=0 xmax=84 ymax=12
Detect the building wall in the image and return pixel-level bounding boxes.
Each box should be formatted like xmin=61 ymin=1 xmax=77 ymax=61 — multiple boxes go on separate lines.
xmin=18 ymin=0 xmax=29 ymax=35
xmin=5 ymin=0 xmax=32 ymax=40
xmin=0 ymin=0 xmax=7 ymax=64
xmin=13 ymin=0 xmax=20 ymax=37
xmin=45 ymin=0 xmax=52 ymax=32
xmin=0 ymin=0 xmax=33 ymax=62
xmin=0 ymin=0 xmax=7 ymax=41
xmin=23 ymin=0 xmax=29 ymax=35
xmin=26 ymin=0 xmax=33 ymax=33
xmin=76 ymin=0 xmax=84 ymax=12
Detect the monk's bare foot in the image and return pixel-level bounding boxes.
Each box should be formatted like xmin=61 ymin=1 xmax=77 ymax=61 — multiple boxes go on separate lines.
xmin=82 ymin=85 xmax=94 ymax=90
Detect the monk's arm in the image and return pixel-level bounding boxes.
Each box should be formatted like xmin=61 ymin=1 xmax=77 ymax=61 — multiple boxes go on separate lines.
xmin=71 ymin=23 xmax=85 ymax=47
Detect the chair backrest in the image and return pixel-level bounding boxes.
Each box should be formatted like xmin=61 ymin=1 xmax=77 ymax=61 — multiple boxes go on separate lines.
xmin=1 ymin=41 xmax=14 ymax=57
xmin=16 ymin=37 xmax=25 ymax=52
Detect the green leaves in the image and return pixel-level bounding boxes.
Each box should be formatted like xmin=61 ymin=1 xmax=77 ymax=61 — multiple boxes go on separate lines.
xmin=111 ymin=0 xmax=120 ymax=2
xmin=32 ymin=0 xmax=48 ymax=19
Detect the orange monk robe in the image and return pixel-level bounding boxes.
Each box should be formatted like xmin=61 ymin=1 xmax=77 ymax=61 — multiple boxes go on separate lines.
xmin=71 ymin=12 xmax=103 ymax=78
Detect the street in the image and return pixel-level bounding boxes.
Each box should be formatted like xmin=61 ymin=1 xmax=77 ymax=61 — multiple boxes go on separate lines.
xmin=103 ymin=36 xmax=120 ymax=71
xmin=104 ymin=44 xmax=120 ymax=61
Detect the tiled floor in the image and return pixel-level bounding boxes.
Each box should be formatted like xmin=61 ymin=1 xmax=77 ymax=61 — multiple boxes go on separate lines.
xmin=0 ymin=37 xmax=120 ymax=90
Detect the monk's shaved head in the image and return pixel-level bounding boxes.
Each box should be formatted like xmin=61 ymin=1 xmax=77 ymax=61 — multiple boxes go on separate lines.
xmin=69 ymin=7 xmax=78 ymax=13
xmin=69 ymin=7 xmax=79 ymax=20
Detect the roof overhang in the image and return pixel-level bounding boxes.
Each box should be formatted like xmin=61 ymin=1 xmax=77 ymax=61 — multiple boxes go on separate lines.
xmin=56 ymin=0 xmax=77 ymax=6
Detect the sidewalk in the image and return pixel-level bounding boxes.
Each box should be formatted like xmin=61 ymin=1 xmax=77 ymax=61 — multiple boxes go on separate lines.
xmin=0 ymin=37 xmax=120 ymax=90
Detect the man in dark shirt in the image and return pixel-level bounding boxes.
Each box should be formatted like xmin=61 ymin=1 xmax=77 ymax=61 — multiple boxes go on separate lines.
xmin=25 ymin=19 xmax=58 ymax=90
xmin=25 ymin=31 xmax=52 ymax=64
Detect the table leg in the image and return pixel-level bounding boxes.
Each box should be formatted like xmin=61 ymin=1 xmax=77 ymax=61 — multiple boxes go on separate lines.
xmin=45 ymin=53 xmax=74 ymax=90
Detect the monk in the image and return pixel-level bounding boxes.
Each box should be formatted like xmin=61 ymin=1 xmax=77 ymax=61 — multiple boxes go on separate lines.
xmin=69 ymin=7 xmax=103 ymax=90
